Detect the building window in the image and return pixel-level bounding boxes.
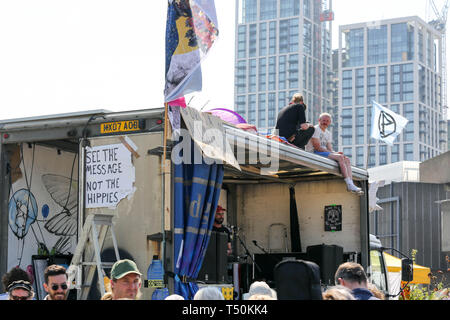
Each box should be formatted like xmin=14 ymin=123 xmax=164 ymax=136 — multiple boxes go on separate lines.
xmin=343 ymin=28 xmax=364 ymax=67
xmin=259 ymin=23 xmax=267 ymax=56
xmin=355 ymin=68 xmax=364 ymax=105
xmin=280 ymin=0 xmax=300 ymax=18
xmin=260 ymin=0 xmax=277 ymax=20
xmin=367 ymin=67 xmax=376 ymax=104
xmin=235 ymin=60 xmax=247 ymax=94
xmin=259 ymin=58 xmax=267 ymax=92
xmin=391 ymin=22 xmax=414 ymax=62
xmin=355 ymin=107 xmax=365 ymax=144
xmin=269 ymin=21 xmax=277 ymax=55
xmin=342 ymin=70 xmax=353 ymax=106
xmin=278 ymin=91 xmax=287 ymax=110
xmin=259 ymin=93 xmax=267 ymax=128
xmin=379 ymin=145 xmax=387 ymax=165
xmin=404 ymin=143 xmax=414 ymax=161
xmin=248 ymin=94 xmax=256 ymax=124
xmin=249 ymin=59 xmax=257 ymax=92
xmin=241 ymin=0 xmax=257 ymax=23
xmin=303 ymin=20 xmax=312 ymax=55
xmin=268 ymin=92 xmax=276 ymax=127
xmin=268 ymin=56 xmax=276 ymax=90
xmin=341 ymin=108 xmax=353 ymax=145
xmin=378 ymin=66 xmax=387 ymax=103
xmin=303 ymin=0 xmax=311 ymax=19
xmin=279 ymin=18 xmax=299 ymax=54
xmin=279 ymin=55 xmax=286 ymax=90
xmin=418 ymin=29 xmax=424 ymax=63
xmin=236 ymin=95 xmax=246 ymax=117
xmin=403 ymin=103 xmax=414 ymax=141
xmin=368 ymin=25 xmax=387 ymax=64
xmin=237 ymin=25 xmax=247 ymax=59
xmin=391 ymin=63 xmax=413 ymax=102
xmin=368 ymin=146 xmax=376 ymax=167
xmin=356 ymin=146 xmax=364 ymax=167
xmin=249 ymin=24 xmax=257 ymax=57
xmin=391 ymin=144 xmax=399 ymax=163
xmin=288 ymin=54 xmax=299 ymax=89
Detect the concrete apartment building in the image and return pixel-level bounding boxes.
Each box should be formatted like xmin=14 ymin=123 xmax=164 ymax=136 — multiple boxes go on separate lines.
xmin=234 ymin=0 xmax=334 ymax=134
xmin=338 ymin=16 xmax=448 ymax=168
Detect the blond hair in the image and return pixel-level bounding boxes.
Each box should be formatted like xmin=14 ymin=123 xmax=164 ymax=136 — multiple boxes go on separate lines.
xmin=291 ymin=93 xmax=304 ymax=104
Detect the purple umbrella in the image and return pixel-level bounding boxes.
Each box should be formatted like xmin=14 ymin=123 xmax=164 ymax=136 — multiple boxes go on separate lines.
xmin=206 ymin=108 xmax=247 ymax=125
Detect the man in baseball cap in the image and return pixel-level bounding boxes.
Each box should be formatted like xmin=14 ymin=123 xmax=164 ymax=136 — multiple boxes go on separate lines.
xmin=102 ymin=259 xmax=142 ymax=300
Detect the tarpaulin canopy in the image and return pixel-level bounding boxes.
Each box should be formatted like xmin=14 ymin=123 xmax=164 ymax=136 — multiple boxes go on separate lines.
xmin=206 ymin=108 xmax=247 ymax=125
xmin=173 ymin=142 xmax=224 ymax=299
xmin=383 ymin=252 xmax=431 ymax=284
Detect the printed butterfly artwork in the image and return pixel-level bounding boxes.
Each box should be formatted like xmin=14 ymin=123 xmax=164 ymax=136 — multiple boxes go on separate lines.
xmin=41 ymin=174 xmax=78 ymax=237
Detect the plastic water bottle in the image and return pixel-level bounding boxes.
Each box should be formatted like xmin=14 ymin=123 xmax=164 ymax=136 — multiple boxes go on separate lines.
xmin=147 ymin=255 xmax=164 ymax=288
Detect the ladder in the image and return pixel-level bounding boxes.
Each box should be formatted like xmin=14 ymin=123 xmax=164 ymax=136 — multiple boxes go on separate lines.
xmin=67 ymin=213 xmax=120 ymax=300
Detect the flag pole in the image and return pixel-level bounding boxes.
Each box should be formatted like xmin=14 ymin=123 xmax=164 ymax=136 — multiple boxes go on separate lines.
xmin=160 ymin=102 xmax=169 ymax=278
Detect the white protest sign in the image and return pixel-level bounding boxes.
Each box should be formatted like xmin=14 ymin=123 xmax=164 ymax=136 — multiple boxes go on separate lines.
xmin=180 ymin=106 xmax=240 ymax=170
xmin=85 ymin=143 xmax=135 ymax=208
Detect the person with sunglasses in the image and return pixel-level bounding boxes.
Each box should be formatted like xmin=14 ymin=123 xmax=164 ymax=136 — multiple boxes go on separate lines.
xmin=7 ymin=280 xmax=35 ymax=300
xmin=43 ymin=264 xmax=69 ymax=300
xmin=1 ymin=266 xmax=35 ymax=300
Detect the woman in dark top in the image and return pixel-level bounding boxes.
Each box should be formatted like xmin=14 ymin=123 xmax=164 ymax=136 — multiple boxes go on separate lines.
xmin=275 ymin=93 xmax=314 ymax=150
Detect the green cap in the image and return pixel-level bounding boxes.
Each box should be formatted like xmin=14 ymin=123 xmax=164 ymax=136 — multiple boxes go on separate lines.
xmin=110 ymin=259 xmax=142 ymax=280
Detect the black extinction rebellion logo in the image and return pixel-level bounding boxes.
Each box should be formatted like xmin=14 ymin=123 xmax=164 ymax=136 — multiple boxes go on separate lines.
xmin=378 ymin=111 xmax=397 ymax=138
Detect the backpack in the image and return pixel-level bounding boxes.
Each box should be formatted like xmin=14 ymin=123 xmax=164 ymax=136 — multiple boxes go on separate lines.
xmin=273 ymin=259 xmax=323 ymax=300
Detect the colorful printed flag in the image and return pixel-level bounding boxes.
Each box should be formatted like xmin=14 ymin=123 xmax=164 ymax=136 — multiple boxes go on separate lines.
xmin=370 ymin=101 xmax=409 ymax=146
xmin=164 ymin=0 xmax=219 ymax=103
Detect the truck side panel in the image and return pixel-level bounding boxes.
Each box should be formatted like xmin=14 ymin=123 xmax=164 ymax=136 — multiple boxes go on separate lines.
xmin=236 ymin=180 xmax=361 ymax=254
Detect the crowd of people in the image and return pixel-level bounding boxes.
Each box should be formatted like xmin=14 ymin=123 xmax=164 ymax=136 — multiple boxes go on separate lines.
xmin=1 ymin=258 xmax=387 ymax=301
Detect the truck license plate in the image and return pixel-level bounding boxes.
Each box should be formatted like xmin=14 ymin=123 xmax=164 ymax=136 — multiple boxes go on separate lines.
xmin=100 ymin=120 xmax=141 ymax=134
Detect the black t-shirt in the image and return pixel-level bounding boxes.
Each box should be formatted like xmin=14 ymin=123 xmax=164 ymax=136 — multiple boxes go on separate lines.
xmin=212 ymin=225 xmax=231 ymax=243
xmin=275 ymin=103 xmax=307 ymax=139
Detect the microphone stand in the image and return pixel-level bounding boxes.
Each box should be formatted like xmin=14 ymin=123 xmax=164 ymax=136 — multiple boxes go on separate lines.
xmin=253 ymin=240 xmax=270 ymax=255
xmin=235 ymin=231 xmax=262 ymax=293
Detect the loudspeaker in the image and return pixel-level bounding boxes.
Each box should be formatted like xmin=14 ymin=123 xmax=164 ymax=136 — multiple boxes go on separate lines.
xmin=274 ymin=259 xmax=323 ymax=300
xmin=216 ymin=232 xmax=228 ymax=283
xmin=306 ymin=244 xmax=343 ymax=285
xmin=198 ymin=232 xmax=218 ymax=283
xmin=253 ymin=252 xmax=308 ymax=286
xmin=198 ymin=231 xmax=229 ymax=283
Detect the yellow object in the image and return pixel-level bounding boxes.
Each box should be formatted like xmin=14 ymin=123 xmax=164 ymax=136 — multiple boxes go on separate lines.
xmin=383 ymin=252 xmax=431 ymax=284
xmin=221 ymin=287 xmax=234 ymax=300
xmin=104 ymin=276 xmax=111 ymax=292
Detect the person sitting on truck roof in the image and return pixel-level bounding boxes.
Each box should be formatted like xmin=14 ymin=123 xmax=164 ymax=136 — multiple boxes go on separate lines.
xmin=334 ymin=262 xmax=380 ymax=300
xmin=275 ymin=93 xmax=315 ymax=150
xmin=305 ymin=113 xmax=364 ymax=195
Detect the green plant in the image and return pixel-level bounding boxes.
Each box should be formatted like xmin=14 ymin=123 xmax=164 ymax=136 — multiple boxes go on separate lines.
xmin=400 ymin=250 xmax=449 ymax=300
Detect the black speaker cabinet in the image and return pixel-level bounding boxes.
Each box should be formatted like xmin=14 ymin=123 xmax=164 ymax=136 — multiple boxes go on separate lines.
xmin=306 ymin=244 xmax=343 ymax=286
xmin=198 ymin=232 xmax=218 ymax=283
xmin=198 ymin=231 xmax=229 ymax=284
xmin=253 ymin=252 xmax=308 ymax=286
xmin=216 ymin=232 xmax=228 ymax=283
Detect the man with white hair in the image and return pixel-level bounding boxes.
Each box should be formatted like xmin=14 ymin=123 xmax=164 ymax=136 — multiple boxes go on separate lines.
xmin=243 ymin=281 xmax=277 ymax=300
xmin=306 ymin=113 xmax=363 ymax=195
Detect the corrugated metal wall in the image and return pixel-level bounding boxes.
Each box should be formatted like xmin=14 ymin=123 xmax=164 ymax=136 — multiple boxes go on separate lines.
xmin=370 ymin=182 xmax=449 ymax=271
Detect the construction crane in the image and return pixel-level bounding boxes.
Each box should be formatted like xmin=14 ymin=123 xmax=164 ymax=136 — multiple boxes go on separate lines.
xmin=428 ymin=0 xmax=449 ymax=116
